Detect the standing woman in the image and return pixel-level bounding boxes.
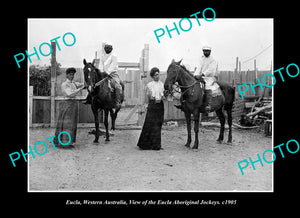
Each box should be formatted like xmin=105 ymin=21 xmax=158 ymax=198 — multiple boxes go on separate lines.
xmin=53 ymin=67 xmax=85 ymax=148
xmin=137 ymin=67 xmax=165 ymax=150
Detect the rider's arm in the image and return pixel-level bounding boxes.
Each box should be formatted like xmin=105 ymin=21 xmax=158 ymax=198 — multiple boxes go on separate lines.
xmin=204 ymin=59 xmax=218 ymax=77
xmin=107 ymin=55 xmax=118 ymax=74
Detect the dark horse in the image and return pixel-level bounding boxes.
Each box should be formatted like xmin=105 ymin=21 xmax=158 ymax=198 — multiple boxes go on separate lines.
xmin=83 ymin=59 xmax=124 ymax=143
xmin=164 ymin=59 xmax=235 ymax=149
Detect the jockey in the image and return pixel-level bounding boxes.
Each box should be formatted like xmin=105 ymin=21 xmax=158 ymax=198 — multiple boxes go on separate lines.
xmin=194 ymin=45 xmax=218 ymax=112
xmin=99 ymin=42 xmax=122 ymax=109
xmin=83 ymin=42 xmax=122 ymax=109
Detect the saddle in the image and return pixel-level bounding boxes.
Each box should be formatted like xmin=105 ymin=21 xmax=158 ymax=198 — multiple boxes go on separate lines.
xmin=210 ymin=83 xmax=223 ymax=97
xmin=196 ymin=75 xmax=225 ymax=97
xmin=107 ymin=77 xmax=125 ymax=104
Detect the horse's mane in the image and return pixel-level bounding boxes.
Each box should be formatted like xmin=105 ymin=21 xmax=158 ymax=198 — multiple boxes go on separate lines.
xmin=171 ymin=62 xmax=195 ymax=80
xmin=94 ymin=66 xmax=107 ymax=81
xmin=168 ymin=60 xmax=195 ymax=79
xmin=179 ymin=64 xmax=194 ymax=77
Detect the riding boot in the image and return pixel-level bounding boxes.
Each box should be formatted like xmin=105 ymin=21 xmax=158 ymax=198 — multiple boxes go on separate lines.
xmin=83 ymin=92 xmax=92 ymax=104
xmin=204 ymin=89 xmax=213 ymax=112
xmin=114 ymin=86 xmax=122 ymax=109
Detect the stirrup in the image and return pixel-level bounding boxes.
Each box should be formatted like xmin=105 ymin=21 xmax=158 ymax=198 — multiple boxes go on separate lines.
xmin=205 ymin=105 xmax=213 ymax=112
xmin=82 ymin=98 xmax=91 ymax=105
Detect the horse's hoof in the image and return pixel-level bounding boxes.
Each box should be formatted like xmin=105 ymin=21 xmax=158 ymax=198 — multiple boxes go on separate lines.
xmin=192 ymin=145 xmax=198 ymax=149
xmin=184 ymin=143 xmax=190 ymax=148
xmin=216 ymin=139 xmax=223 ymax=144
xmin=105 ymin=138 xmax=110 ymax=142
xmin=93 ymin=141 xmax=99 ymax=144
xmin=227 ymin=141 xmax=233 ymax=145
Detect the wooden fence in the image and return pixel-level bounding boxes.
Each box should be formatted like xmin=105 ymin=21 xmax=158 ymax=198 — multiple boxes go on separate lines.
xmin=217 ymin=58 xmax=273 ymax=119
xmin=29 ymin=43 xmax=272 ymax=127
xmin=29 ymin=43 xmax=150 ymax=127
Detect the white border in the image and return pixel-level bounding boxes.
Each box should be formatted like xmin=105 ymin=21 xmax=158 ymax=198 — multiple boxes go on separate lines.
xmin=27 ymin=18 xmax=274 ymax=193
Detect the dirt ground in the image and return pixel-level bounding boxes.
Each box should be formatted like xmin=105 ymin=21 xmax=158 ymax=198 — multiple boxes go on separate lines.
xmin=28 ymin=121 xmax=272 ymax=191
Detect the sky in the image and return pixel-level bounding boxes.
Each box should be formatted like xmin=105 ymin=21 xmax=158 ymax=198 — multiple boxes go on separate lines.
xmin=28 ymin=18 xmax=273 ymax=71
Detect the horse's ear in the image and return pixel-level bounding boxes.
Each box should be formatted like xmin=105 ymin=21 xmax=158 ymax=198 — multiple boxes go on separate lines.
xmin=92 ymin=59 xmax=96 ymax=66
xmin=177 ymin=58 xmax=183 ymax=65
xmin=83 ymin=59 xmax=87 ymax=65
xmin=172 ymin=59 xmax=175 ymax=63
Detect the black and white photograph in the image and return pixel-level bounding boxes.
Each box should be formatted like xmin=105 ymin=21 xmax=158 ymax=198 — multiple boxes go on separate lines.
xmin=27 ymin=18 xmax=273 ymax=191
xmin=5 ymin=1 xmax=300 ymax=211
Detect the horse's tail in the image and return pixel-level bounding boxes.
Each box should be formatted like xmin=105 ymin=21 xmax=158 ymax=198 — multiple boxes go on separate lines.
xmin=223 ymin=85 xmax=235 ymax=111
xmin=120 ymin=81 xmax=125 ymax=103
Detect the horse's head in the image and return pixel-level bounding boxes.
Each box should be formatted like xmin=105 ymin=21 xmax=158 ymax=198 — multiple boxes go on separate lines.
xmin=164 ymin=59 xmax=204 ymax=99
xmin=83 ymin=59 xmax=98 ymax=87
xmin=164 ymin=59 xmax=183 ymax=94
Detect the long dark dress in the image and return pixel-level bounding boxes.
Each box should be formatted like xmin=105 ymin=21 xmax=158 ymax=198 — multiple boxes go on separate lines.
xmin=137 ymin=100 xmax=164 ymax=150
xmin=53 ymin=99 xmax=78 ymax=147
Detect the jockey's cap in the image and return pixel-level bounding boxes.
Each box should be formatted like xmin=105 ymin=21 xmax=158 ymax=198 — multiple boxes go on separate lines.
xmin=103 ymin=41 xmax=113 ymax=47
xmin=202 ymin=45 xmax=212 ymax=50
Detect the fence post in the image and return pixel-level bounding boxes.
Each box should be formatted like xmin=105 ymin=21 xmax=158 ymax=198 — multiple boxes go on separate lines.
xmin=29 ymin=86 xmax=33 ymax=127
xmin=254 ymin=59 xmax=257 ymax=81
xmin=137 ymin=44 xmax=149 ymax=126
xmin=143 ymin=44 xmax=149 ymax=73
xmin=50 ymin=42 xmax=57 ymax=128
xmin=234 ymin=57 xmax=238 ymax=86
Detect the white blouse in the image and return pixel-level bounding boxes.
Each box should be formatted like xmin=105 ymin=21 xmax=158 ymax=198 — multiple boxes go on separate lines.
xmin=61 ymin=79 xmax=84 ymax=99
xmin=147 ymin=80 xmax=164 ymax=101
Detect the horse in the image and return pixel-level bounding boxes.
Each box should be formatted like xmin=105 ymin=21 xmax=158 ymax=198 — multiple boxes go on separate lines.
xmin=83 ymin=58 xmax=124 ymax=143
xmin=164 ymin=59 xmax=235 ymax=149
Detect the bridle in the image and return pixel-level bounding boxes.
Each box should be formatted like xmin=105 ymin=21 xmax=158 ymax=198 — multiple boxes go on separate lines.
xmin=167 ymin=64 xmax=200 ymax=98
xmin=85 ymin=64 xmax=109 ymax=90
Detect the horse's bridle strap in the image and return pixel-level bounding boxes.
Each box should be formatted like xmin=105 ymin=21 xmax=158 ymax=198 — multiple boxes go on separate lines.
xmin=94 ymin=77 xmax=108 ymax=87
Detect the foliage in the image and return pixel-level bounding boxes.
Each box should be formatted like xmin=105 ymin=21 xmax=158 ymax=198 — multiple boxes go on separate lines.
xmin=29 ymin=62 xmax=62 ymax=96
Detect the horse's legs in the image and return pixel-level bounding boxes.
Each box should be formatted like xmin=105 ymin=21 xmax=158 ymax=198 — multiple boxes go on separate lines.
xmin=184 ymin=111 xmax=192 ymax=147
xmin=192 ymin=111 xmax=200 ymax=149
xmin=104 ymin=109 xmax=110 ymax=141
xmin=92 ymin=107 xmax=99 ymax=143
xmin=216 ymin=107 xmax=225 ymax=143
xmin=226 ymin=107 xmax=233 ymax=144
xmin=110 ymin=107 xmax=121 ymax=131
xmin=109 ymin=109 xmax=116 ymax=131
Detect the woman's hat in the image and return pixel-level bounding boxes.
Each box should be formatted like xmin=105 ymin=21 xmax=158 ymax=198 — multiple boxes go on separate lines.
xmin=66 ymin=67 xmax=76 ymax=74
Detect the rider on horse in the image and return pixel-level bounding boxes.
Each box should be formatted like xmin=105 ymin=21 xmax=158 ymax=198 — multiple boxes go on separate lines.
xmin=194 ymin=45 xmax=218 ymax=112
xmin=175 ymin=45 xmax=218 ymax=112
xmin=83 ymin=42 xmax=123 ymax=109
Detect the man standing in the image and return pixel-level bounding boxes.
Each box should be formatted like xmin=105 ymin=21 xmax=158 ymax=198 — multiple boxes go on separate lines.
xmin=194 ymin=45 xmax=218 ymax=112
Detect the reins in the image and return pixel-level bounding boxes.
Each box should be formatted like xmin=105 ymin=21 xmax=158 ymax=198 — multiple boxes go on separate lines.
xmin=169 ymin=64 xmax=200 ymax=98
xmin=86 ymin=65 xmax=110 ymax=88
xmin=94 ymin=77 xmax=108 ymax=87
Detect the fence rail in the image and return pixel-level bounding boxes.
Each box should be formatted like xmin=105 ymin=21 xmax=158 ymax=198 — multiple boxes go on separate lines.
xmin=29 ymin=47 xmax=272 ymax=127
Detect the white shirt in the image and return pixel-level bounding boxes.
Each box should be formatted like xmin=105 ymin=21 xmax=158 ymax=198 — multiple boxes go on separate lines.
xmin=99 ymin=52 xmax=118 ymax=74
xmin=147 ymin=80 xmax=164 ymax=101
xmin=194 ymin=55 xmax=218 ymax=77
xmin=61 ymin=79 xmax=83 ymax=98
